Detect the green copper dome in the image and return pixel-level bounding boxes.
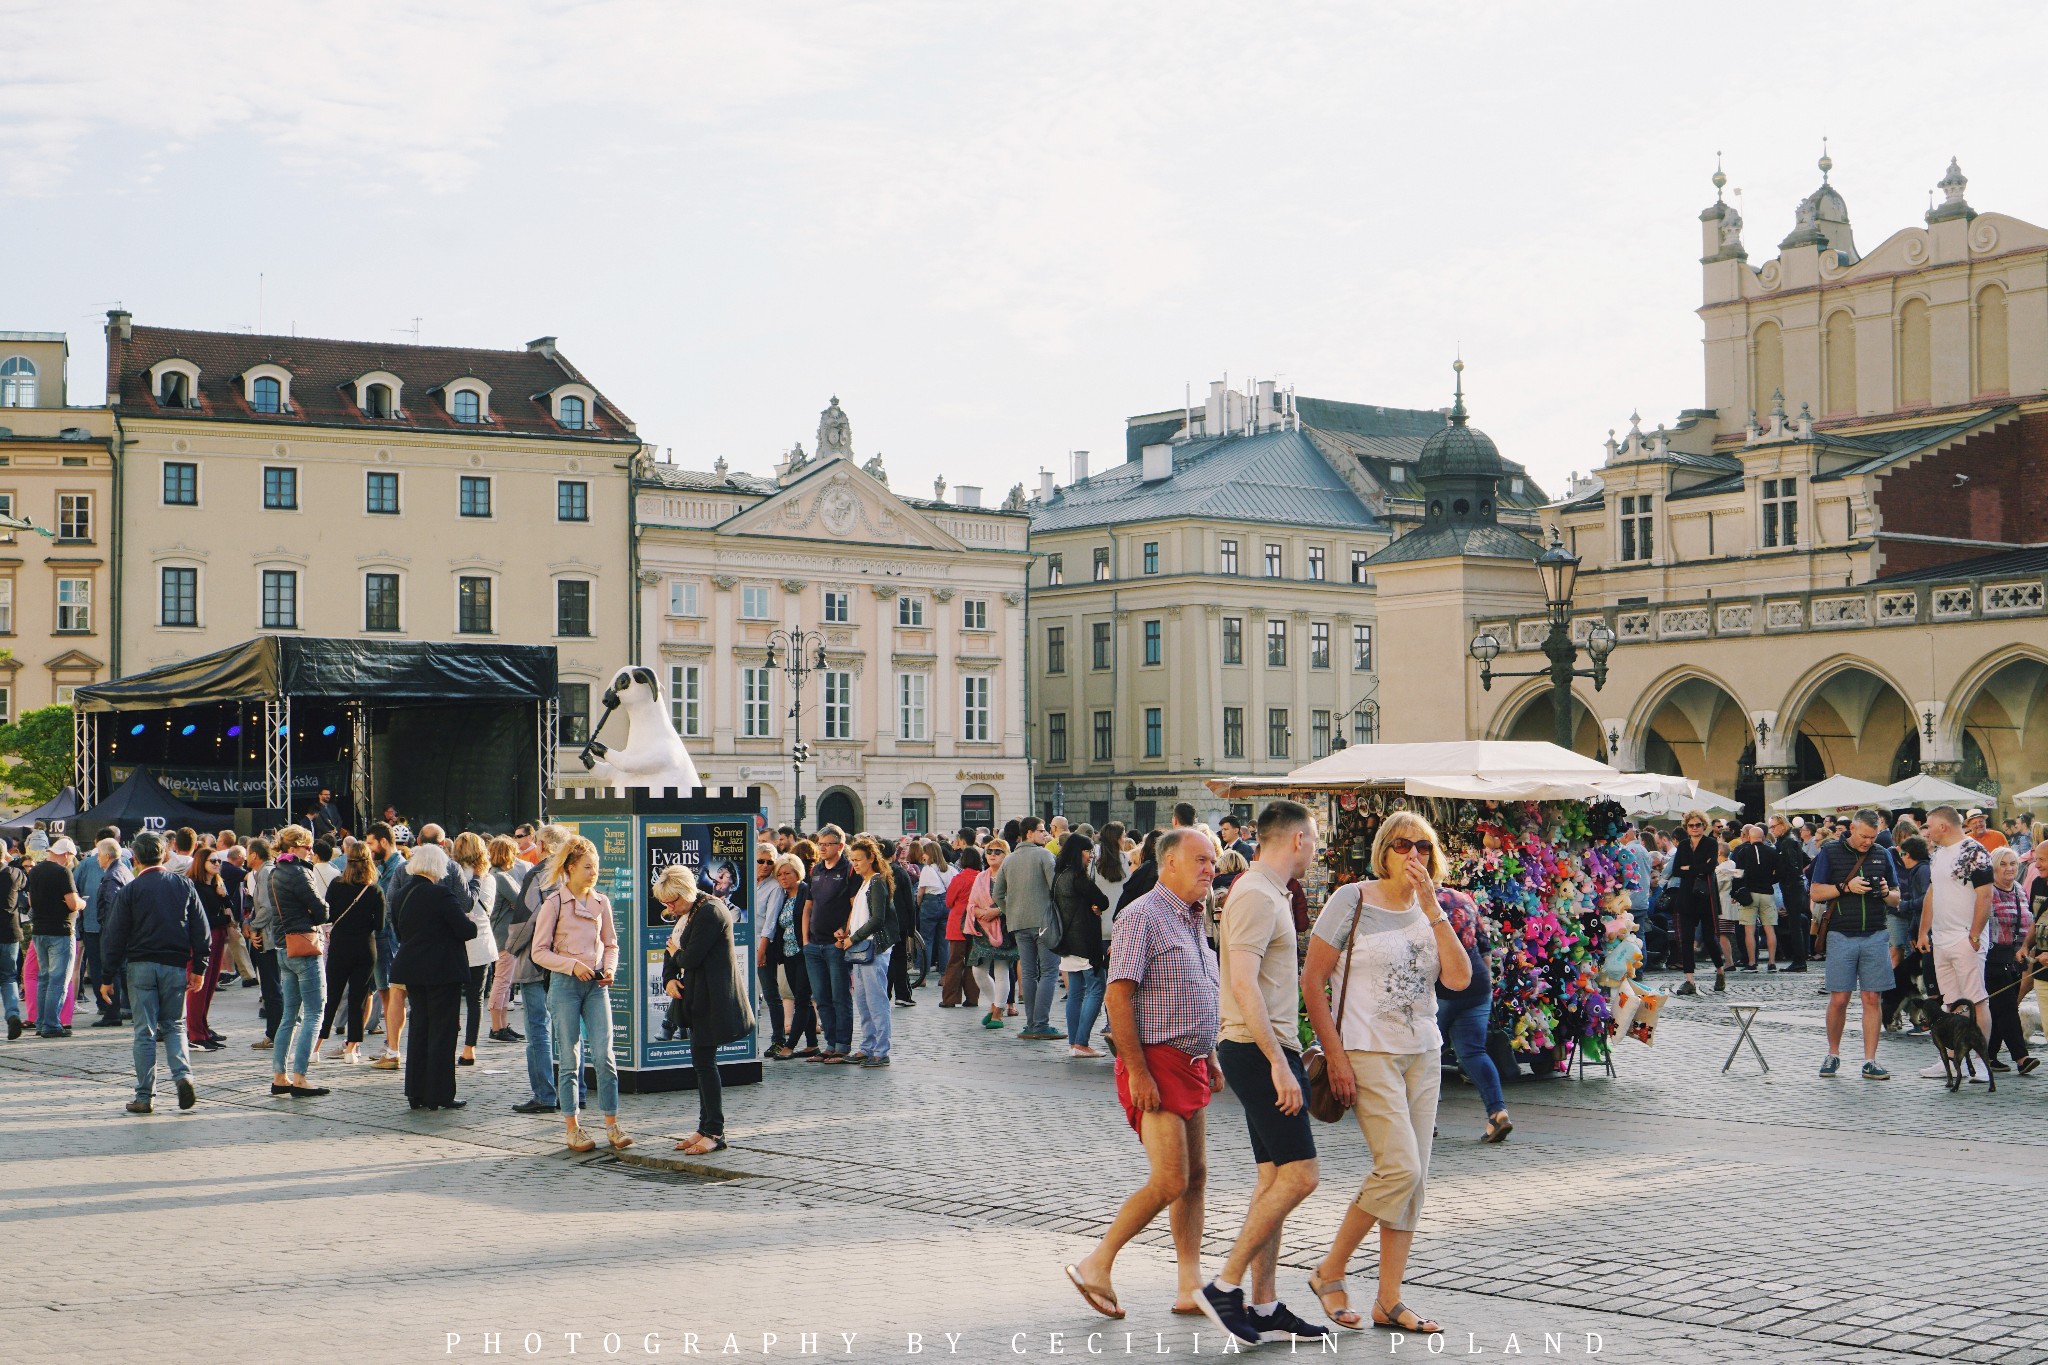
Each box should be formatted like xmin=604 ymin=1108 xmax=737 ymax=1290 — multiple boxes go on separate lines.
xmin=1416 ymin=360 xmax=1505 ymax=480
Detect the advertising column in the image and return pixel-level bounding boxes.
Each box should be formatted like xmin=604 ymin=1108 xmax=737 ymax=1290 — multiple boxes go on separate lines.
xmin=638 ymin=817 xmax=757 ymax=1072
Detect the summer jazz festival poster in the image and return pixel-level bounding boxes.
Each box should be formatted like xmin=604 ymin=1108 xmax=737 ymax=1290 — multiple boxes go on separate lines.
xmin=640 ymin=820 xmax=755 ymax=1069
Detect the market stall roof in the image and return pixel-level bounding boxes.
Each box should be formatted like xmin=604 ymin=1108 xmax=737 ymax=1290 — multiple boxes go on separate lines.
xmin=0 ymin=786 xmax=79 ymax=837
xmin=72 ymin=637 xmax=559 ymax=712
xmin=1874 ymin=771 xmax=1995 ymax=810
xmin=1769 ymin=773 xmax=1889 ymax=815
xmin=71 ymin=767 xmax=213 ymax=835
xmin=2011 ymin=780 xmax=2048 ymax=804
xmin=1207 ymin=741 xmax=1624 ymax=802
xmin=1584 ymin=773 xmax=1741 ymax=821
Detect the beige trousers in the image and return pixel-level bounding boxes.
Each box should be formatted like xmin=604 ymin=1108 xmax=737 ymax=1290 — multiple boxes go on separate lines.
xmin=1344 ymin=1049 xmax=1441 ymax=1232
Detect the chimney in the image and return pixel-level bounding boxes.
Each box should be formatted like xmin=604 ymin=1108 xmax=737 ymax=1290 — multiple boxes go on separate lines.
xmin=106 ymin=309 xmax=132 ymax=341
xmin=525 ymin=336 xmax=558 ymax=358
xmin=1206 ymin=380 xmax=1225 ymax=436
xmin=1038 ymin=468 xmax=1056 ymax=501
xmin=1071 ymin=450 xmax=1089 ymax=483
xmin=1257 ymin=379 xmax=1276 ymax=429
xmin=955 ymin=485 xmax=982 ymax=508
xmin=1141 ymin=443 xmax=1172 ymax=482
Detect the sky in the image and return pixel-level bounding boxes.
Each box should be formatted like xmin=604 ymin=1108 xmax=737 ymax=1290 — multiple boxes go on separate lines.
xmin=8 ymin=1 xmax=2047 ymax=502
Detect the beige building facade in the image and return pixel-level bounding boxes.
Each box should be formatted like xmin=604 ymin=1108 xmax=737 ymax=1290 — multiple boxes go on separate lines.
xmin=1027 ymin=380 xmax=1550 ymax=828
xmin=0 ymin=332 xmax=116 ymax=718
xmin=634 ymin=399 xmax=1031 ymax=837
xmin=1371 ymin=157 xmax=2048 ymax=812
xmin=104 ymin=313 xmax=639 ymax=765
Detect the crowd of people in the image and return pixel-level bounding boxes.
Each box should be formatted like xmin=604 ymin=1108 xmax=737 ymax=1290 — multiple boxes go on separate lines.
xmin=1615 ymin=804 xmax=2044 ymax=1080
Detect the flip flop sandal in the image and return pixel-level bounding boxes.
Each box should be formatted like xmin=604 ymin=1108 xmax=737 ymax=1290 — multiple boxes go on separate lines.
xmin=1064 ymin=1265 xmax=1124 ymax=1320
xmin=1372 ymin=1300 xmax=1441 ymax=1334
xmin=676 ymin=1134 xmax=727 ymax=1155
xmin=1306 ymin=1274 xmax=1365 ymax=1331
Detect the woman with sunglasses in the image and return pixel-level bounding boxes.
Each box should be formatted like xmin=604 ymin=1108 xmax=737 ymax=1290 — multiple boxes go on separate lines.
xmin=1301 ymin=810 xmax=1470 ymax=1338
xmin=754 ymin=847 xmax=816 ymax=1058
xmin=1668 ymin=809 xmax=1724 ymax=996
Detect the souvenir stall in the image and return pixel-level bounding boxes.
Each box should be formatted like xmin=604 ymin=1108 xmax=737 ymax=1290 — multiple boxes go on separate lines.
xmin=1209 ymin=742 xmax=1666 ymax=1078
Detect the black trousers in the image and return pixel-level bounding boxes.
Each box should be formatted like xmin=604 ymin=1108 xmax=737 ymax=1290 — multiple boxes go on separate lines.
xmin=255 ymin=943 xmax=282 ymax=1037
xmin=321 ymin=955 xmax=374 ymax=1043
xmin=1987 ymin=962 xmax=2031 ymax=1063
xmin=1673 ymin=889 xmax=1722 ymax=974
xmin=889 ymin=933 xmax=914 ymax=1002
xmin=1778 ymin=891 xmax=1810 ymax=966
xmin=461 ymin=963 xmax=487 ymax=1048
xmin=405 ymin=982 xmax=462 ymax=1107
xmin=692 ymin=1036 xmax=724 ymax=1138
xmin=757 ymin=956 xmax=786 ymax=1047
xmin=780 ymin=952 xmax=817 ymax=1048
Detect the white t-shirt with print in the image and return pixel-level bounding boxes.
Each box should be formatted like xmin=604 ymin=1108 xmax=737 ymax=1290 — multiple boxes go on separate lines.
xmin=1310 ymin=882 xmax=1441 ymax=1055
xmin=1928 ymin=838 xmax=1992 ymax=955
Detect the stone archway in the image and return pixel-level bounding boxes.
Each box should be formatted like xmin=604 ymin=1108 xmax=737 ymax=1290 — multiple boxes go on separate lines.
xmin=1631 ymin=672 xmax=1751 ymax=796
xmin=1780 ymin=663 xmax=1915 ymax=785
xmin=1495 ymin=683 xmax=1604 ymax=758
xmin=1948 ymin=651 xmax=2048 ymax=797
xmin=816 ymin=786 xmax=862 ymax=836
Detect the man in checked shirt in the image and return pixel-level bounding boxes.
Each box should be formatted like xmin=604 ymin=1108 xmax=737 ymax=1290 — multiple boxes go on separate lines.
xmin=1064 ymin=829 xmax=1222 ymax=1322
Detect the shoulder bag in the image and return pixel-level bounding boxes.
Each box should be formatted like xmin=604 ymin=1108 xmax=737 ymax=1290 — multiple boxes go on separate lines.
xmin=1303 ymin=887 xmax=1368 ymax=1124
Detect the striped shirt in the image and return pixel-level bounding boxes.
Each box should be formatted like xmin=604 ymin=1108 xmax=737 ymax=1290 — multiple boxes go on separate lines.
xmin=1107 ymin=883 xmax=1220 ymax=1057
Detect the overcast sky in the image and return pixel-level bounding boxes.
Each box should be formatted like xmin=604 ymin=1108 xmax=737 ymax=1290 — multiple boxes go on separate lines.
xmin=8 ymin=2 xmax=2043 ymax=502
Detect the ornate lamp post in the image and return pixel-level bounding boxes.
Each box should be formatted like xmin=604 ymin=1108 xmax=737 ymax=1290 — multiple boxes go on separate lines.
xmin=1470 ymin=528 xmax=1617 ymax=751
xmin=763 ymin=628 xmax=829 ymax=831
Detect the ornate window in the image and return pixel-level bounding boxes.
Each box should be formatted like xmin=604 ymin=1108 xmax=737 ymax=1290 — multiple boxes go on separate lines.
xmin=1761 ymin=477 xmax=1797 ymax=548
xmin=364 ymin=573 xmax=401 ymax=631
xmin=0 ymin=356 xmax=35 ymax=408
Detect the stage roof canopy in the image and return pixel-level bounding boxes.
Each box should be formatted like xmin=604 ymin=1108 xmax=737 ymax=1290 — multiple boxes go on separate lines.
xmin=73 ymin=638 xmax=559 ymax=713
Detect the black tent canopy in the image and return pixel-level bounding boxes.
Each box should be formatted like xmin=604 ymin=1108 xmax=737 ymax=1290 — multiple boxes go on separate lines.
xmin=71 ymin=768 xmax=214 ymax=839
xmin=73 ymin=637 xmax=561 ymax=834
xmin=0 ymin=786 xmax=80 ymax=840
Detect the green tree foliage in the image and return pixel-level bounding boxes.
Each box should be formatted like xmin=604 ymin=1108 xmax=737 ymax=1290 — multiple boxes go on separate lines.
xmin=0 ymin=704 xmax=75 ymax=805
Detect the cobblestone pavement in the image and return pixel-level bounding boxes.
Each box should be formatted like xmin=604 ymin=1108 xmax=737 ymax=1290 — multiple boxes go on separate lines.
xmin=2 ymin=965 xmax=2043 ymax=1364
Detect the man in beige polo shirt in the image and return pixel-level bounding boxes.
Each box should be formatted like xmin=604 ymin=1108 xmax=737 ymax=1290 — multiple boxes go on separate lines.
xmin=1196 ymin=799 xmax=1334 ymax=1347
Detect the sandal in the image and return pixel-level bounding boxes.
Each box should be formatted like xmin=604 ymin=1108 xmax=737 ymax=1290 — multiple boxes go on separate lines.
xmin=605 ymin=1124 xmax=634 ymax=1151
xmin=565 ymin=1128 xmax=597 ymax=1153
xmin=1307 ymin=1274 xmax=1365 ymax=1331
xmin=1063 ymin=1265 xmax=1124 ymax=1320
xmin=1482 ymin=1113 xmax=1514 ymax=1144
xmin=675 ymin=1134 xmax=727 ymax=1155
xmin=1372 ymin=1300 xmax=1442 ymax=1334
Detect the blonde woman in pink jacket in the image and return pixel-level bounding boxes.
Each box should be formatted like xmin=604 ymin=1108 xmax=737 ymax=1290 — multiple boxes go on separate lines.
xmin=965 ymin=838 xmax=1018 ymax=1029
xmin=529 ymin=835 xmax=632 ymax=1153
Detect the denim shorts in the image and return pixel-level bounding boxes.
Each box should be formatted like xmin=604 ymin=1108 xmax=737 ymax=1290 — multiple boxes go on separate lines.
xmin=1824 ymin=930 xmax=1893 ymax=995
xmin=1885 ymin=912 xmax=1916 ymax=952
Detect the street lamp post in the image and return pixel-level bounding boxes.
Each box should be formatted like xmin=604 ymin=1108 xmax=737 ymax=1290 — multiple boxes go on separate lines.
xmin=1470 ymin=527 xmax=1617 ymax=752
xmin=763 ymin=628 xmax=829 ymax=831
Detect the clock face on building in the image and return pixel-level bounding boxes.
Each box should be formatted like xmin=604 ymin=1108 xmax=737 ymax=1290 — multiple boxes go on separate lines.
xmin=820 ymin=487 xmax=859 ymax=535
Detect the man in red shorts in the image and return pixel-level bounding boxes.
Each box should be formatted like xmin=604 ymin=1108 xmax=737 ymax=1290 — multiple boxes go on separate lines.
xmin=1064 ymin=829 xmax=1221 ymax=1321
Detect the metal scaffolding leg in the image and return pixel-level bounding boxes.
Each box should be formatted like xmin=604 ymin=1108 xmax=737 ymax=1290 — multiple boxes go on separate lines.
xmin=264 ymin=696 xmax=292 ymax=813
xmin=73 ymin=710 xmax=98 ymax=808
xmin=539 ymin=694 xmax=560 ymax=820
xmin=349 ymin=702 xmax=372 ymax=829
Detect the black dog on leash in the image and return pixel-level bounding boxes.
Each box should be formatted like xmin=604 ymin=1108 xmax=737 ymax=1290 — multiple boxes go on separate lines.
xmin=1910 ymin=997 xmax=1996 ymax=1093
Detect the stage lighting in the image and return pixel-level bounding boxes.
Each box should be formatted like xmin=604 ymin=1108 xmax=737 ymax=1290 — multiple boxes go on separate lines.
xmin=322 ymin=724 xmax=336 ymax=736
xmin=181 ymin=724 xmax=197 ymax=736
xmin=227 ymin=725 xmax=242 ymax=738
xmin=130 ymin=724 xmax=145 ymax=736
xmin=277 ymin=724 xmax=289 ymax=735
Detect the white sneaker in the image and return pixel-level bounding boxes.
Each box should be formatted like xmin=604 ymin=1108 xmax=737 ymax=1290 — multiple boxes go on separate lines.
xmin=1918 ymin=1061 xmax=1950 ymax=1078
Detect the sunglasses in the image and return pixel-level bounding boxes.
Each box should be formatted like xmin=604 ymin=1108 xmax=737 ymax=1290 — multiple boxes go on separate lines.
xmin=1685 ymin=821 xmax=1705 ymax=829
xmin=755 ymin=858 xmax=773 ymax=866
xmin=1388 ymin=837 xmax=1434 ymax=857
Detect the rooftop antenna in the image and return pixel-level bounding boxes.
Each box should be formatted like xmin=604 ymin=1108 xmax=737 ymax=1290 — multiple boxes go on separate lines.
xmin=257 ymin=272 xmax=264 ymax=334
xmin=393 ymin=317 xmax=422 ymax=344
xmin=1184 ymin=381 xmax=1192 ymax=440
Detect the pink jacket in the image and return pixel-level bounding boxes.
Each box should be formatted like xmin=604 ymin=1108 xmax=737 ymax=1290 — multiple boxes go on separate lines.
xmin=964 ymin=869 xmax=1004 ymax=946
xmin=531 ymin=887 xmax=619 ymax=976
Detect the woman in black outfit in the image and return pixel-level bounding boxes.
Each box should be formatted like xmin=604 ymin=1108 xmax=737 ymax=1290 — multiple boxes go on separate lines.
xmin=657 ymin=863 xmax=754 ymax=1154
xmin=1050 ymin=832 xmax=1110 ymax=1057
xmin=388 ymin=843 xmax=477 ymax=1110
xmin=188 ymin=852 xmax=234 ymax=1050
xmin=1668 ymin=810 xmax=1724 ymax=996
xmin=319 ymin=844 xmax=385 ymax=1064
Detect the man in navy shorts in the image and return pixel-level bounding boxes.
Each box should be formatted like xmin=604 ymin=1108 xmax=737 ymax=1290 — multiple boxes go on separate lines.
xmin=1200 ymin=800 xmax=1335 ymax=1348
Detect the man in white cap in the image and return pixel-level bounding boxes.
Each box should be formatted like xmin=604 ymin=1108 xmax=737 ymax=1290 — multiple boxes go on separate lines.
xmin=27 ymin=835 xmax=85 ymax=1037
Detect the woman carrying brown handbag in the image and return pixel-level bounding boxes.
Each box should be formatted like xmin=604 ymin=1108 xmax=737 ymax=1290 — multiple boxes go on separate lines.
xmin=1299 ymin=810 xmax=1469 ymax=1337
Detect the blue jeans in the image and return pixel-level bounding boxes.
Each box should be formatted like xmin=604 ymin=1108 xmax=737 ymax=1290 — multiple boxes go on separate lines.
xmin=33 ymin=933 xmax=76 ymax=1034
xmin=548 ymin=973 xmax=619 ymax=1117
xmin=916 ymin=893 xmax=949 ymax=978
xmin=521 ymin=980 xmax=558 ymax=1106
xmin=83 ymin=930 xmax=121 ymax=1020
xmin=273 ymin=949 xmax=326 ymax=1077
xmin=1437 ymin=995 xmax=1505 ymax=1117
xmin=126 ymin=961 xmax=193 ymax=1103
xmin=1013 ymin=928 xmax=1061 ymax=1033
xmin=803 ymin=943 xmax=854 ymax=1052
xmin=851 ymin=948 xmax=893 ymax=1058
xmin=0 ymin=941 xmax=21 ymax=1021
xmin=1064 ymin=965 xmax=1106 ymax=1048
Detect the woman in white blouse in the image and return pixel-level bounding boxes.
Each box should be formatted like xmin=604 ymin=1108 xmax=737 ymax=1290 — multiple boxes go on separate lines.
xmin=450 ymin=832 xmax=500 ymax=1068
xmin=1299 ymin=810 xmax=1470 ymax=1338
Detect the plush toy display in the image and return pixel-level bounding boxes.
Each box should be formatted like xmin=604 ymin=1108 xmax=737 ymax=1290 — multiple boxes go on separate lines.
xmin=574 ymin=665 xmax=705 ymax=792
xmin=1599 ymin=901 xmax=1663 ymax=1045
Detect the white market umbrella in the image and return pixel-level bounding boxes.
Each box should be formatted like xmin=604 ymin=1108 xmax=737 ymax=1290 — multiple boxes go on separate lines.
xmin=1770 ymin=773 xmax=1889 ymax=815
xmin=1690 ymin=787 xmax=1744 ymax=818
xmin=2008 ymin=780 xmax=2048 ymax=805
xmin=1875 ymin=771 xmax=1995 ymax=810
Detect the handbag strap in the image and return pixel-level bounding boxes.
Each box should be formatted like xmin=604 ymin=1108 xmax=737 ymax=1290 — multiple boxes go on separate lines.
xmin=1328 ymin=885 xmax=1369 ymax=1046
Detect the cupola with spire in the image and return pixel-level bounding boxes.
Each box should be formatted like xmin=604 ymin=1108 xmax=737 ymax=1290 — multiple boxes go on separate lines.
xmin=1926 ymin=156 xmax=1975 ymax=224
xmin=1700 ymin=154 xmax=1748 ymax=263
xmin=1416 ymin=360 xmax=1507 ymax=529
xmin=1778 ymin=140 xmax=1858 ymax=261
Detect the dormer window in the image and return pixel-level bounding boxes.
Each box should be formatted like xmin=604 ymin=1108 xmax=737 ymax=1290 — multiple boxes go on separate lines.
xmin=251 ymin=376 xmax=281 ymax=413
xmin=0 ymin=356 xmax=37 ymax=408
xmin=159 ymin=371 xmax=188 ymax=406
xmin=240 ymin=364 xmax=292 ymax=414
xmin=363 ymin=383 xmax=394 ymax=419
xmin=150 ymin=358 xmax=202 ymax=409
xmin=559 ymin=395 xmax=585 ymax=429
xmin=349 ymin=371 xmax=404 ymax=419
xmin=452 ymin=389 xmax=480 ymax=423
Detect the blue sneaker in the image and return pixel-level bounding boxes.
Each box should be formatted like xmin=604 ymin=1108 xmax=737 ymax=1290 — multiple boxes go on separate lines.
xmin=1196 ymin=1283 xmax=1262 ymax=1346
xmin=1818 ymin=1055 xmax=1840 ymax=1077
xmin=1251 ymin=1302 xmax=1336 ymax=1346
xmin=1861 ymin=1061 xmax=1890 ymax=1080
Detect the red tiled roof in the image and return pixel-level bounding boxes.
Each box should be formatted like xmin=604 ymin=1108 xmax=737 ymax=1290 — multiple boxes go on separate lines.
xmin=106 ymin=322 xmax=636 ymax=441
